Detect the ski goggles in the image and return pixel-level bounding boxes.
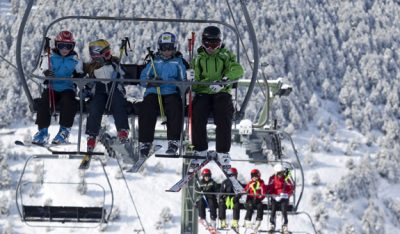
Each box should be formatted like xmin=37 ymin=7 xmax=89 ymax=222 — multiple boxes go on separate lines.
xmin=159 ymin=43 xmax=176 ymax=51
xmin=90 ymin=48 xmax=111 ymax=58
xmin=251 ymin=173 xmax=260 ymax=178
xmin=56 ymin=42 xmax=74 ymax=51
xmin=202 ymin=39 xmax=221 ymax=50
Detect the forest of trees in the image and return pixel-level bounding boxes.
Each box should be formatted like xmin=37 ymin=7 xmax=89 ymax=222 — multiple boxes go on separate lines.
xmin=0 ymin=0 xmax=399 ymax=233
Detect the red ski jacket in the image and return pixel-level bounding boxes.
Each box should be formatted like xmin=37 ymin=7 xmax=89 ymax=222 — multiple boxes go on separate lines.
xmin=244 ymin=179 xmax=267 ymax=200
xmin=267 ymin=174 xmax=294 ymax=196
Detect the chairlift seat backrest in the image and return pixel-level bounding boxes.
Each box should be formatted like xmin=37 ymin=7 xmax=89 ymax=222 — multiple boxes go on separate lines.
xmin=22 ymin=205 xmax=106 ymax=223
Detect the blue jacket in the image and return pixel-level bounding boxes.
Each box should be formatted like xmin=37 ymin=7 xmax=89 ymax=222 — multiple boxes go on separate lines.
xmin=43 ymin=50 xmax=83 ymax=92
xmin=140 ymin=55 xmax=186 ymax=96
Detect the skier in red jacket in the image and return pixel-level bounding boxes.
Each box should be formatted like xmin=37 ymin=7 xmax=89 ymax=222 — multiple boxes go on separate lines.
xmin=267 ymin=164 xmax=294 ymax=233
xmin=243 ymin=169 xmax=267 ymax=230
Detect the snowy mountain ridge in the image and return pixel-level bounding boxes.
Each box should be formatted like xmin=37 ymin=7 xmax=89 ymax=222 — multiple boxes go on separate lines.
xmin=0 ymin=0 xmax=399 ymax=234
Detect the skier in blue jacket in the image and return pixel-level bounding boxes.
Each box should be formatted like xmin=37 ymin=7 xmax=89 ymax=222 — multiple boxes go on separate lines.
xmin=32 ymin=30 xmax=84 ymax=145
xmin=139 ymin=32 xmax=187 ymax=156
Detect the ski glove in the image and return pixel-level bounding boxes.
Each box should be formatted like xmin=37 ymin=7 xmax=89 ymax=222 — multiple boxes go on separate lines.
xmin=43 ymin=70 xmax=54 ymax=77
xmin=186 ymin=69 xmax=195 ymax=81
xmin=209 ymin=76 xmax=229 ymax=93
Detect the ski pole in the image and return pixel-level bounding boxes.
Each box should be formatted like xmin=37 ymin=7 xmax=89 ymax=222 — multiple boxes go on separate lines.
xmin=44 ymin=37 xmax=56 ymax=118
xmin=187 ymin=32 xmax=195 ymax=145
xmin=105 ymin=37 xmax=130 ymax=111
xmin=147 ymin=47 xmax=167 ymax=125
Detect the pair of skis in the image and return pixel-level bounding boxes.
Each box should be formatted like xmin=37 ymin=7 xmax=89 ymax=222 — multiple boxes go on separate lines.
xmin=166 ymin=151 xmax=245 ymax=194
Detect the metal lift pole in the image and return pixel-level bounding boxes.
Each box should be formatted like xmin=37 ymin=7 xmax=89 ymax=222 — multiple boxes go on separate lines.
xmin=16 ymin=0 xmax=35 ymax=111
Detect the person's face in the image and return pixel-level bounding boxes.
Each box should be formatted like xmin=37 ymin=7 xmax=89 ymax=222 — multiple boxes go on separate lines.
xmin=204 ymin=174 xmax=211 ymax=181
xmin=161 ymin=50 xmax=174 ymax=59
xmin=159 ymin=43 xmax=175 ymax=59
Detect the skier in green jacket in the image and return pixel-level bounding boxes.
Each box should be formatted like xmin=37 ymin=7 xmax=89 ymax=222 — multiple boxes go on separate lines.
xmin=192 ymin=25 xmax=244 ymax=166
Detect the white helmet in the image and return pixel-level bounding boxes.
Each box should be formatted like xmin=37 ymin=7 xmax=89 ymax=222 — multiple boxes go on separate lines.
xmin=274 ymin=164 xmax=284 ymax=173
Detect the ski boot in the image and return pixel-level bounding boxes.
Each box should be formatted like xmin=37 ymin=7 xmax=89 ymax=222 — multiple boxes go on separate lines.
xmin=268 ymin=223 xmax=276 ymax=233
xmin=117 ymin=129 xmax=129 ymax=143
xmin=220 ymin=219 xmax=227 ymax=229
xmin=210 ymin=220 xmax=217 ymax=229
xmin=87 ymin=136 xmax=96 ymax=152
xmin=282 ymin=224 xmax=289 ymax=234
xmin=52 ymin=126 xmax=70 ymax=144
xmin=254 ymin=220 xmax=261 ymax=232
xmin=32 ymin=128 xmax=49 ymax=145
xmin=139 ymin=142 xmax=152 ymax=157
xmin=231 ymin=219 xmax=239 ymax=232
xmin=165 ymin=140 xmax=179 ymax=155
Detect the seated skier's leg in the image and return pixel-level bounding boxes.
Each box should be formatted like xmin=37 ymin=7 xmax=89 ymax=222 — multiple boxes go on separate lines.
xmin=138 ymin=94 xmax=158 ymax=157
xmin=164 ymin=94 xmax=183 ymax=155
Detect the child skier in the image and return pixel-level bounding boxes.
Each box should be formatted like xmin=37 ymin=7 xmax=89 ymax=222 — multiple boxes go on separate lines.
xmin=196 ymin=168 xmax=219 ymax=229
xmin=267 ymin=164 xmax=294 ymax=234
xmin=191 ymin=25 xmax=244 ymax=166
xmin=244 ymin=169 xmax=267 ymax=231
xmin=33 ymin=30 xmax=84 ymax=145
xmin=84 ymin=39 xmax=130 ymax=153
xmin=218 ymin=167 xmax=243 ymax=230
xmin=138 ymin=32 xmax=186 ymax=157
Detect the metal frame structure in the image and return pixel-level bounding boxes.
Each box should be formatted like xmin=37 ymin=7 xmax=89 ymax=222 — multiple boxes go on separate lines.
xmin=15 ymin=154 xmax=114 ymax=228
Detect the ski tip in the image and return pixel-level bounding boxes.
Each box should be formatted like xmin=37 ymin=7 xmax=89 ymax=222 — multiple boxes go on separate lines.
xmin=165 ymin=189 xmax=180 ymax=192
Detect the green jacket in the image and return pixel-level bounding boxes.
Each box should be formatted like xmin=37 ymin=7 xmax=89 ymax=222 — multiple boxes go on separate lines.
xmin=193 ymin=46 xmax=244 ymax=94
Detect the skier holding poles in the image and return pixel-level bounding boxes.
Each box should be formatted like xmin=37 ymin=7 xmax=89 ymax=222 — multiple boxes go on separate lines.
xmin=33 ymin=30 xmax=84 ymax=146
xmin=138 ymin=32 xmax=187 ymax=157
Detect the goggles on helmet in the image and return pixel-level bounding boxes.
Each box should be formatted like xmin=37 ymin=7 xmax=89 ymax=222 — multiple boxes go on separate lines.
xmin=90 ymin=47 xmax=111 ymax=58
xmin=251 ymin=172 xmax=259 ymax=178
xmin=159 ymin=43 xmax=176 ymax=51
xmin=56 ymin=42 xmax=74 ymax=51
xmin=203 ymin=38 xmax=221 ymax=50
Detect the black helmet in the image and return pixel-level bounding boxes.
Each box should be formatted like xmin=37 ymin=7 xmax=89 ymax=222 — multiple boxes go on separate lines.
xmin=202 ymin=26 xmax=221 ymax=41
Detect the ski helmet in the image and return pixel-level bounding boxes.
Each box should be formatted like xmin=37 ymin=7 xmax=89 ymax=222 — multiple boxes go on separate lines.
xmin=55 ymin=30 xmax=75 ymax=50
xmin=89 ymin=39 xmax=111 ymax=61
xmin=230 ymin=167 xmax=238 ymax=175
xmin=202 ymin=26 xmax=222 ymax=50
xmin=201 ymin=168 xmax=211 ymax=177
xmin=250 ymin=169 xmax=261 ymax=178
xmin=274 ymin=164 xmax=284 ymax=174
xmin=158 ymin=32 xmax=177 ymax=51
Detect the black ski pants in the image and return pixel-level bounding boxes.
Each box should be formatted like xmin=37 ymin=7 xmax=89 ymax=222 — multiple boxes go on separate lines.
xmin=244 ymin=199 xmax=264 ymax=221
xmin=35 ymin=89 xmax=77 ymax=129
xmin=270 ymin=198 xmax=289 ymax=225
xmin=192 ymin=92 xmax=234 ymax=153
xmin=218 ymin=197 xmax=240 ymax=220
xmin=86 ymin=83 xmax=129 ymax=137
xmin=139 ymin=93 xmax=182 ymax=143
xmin=197 ymin=196 xmax=218 ymax=220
